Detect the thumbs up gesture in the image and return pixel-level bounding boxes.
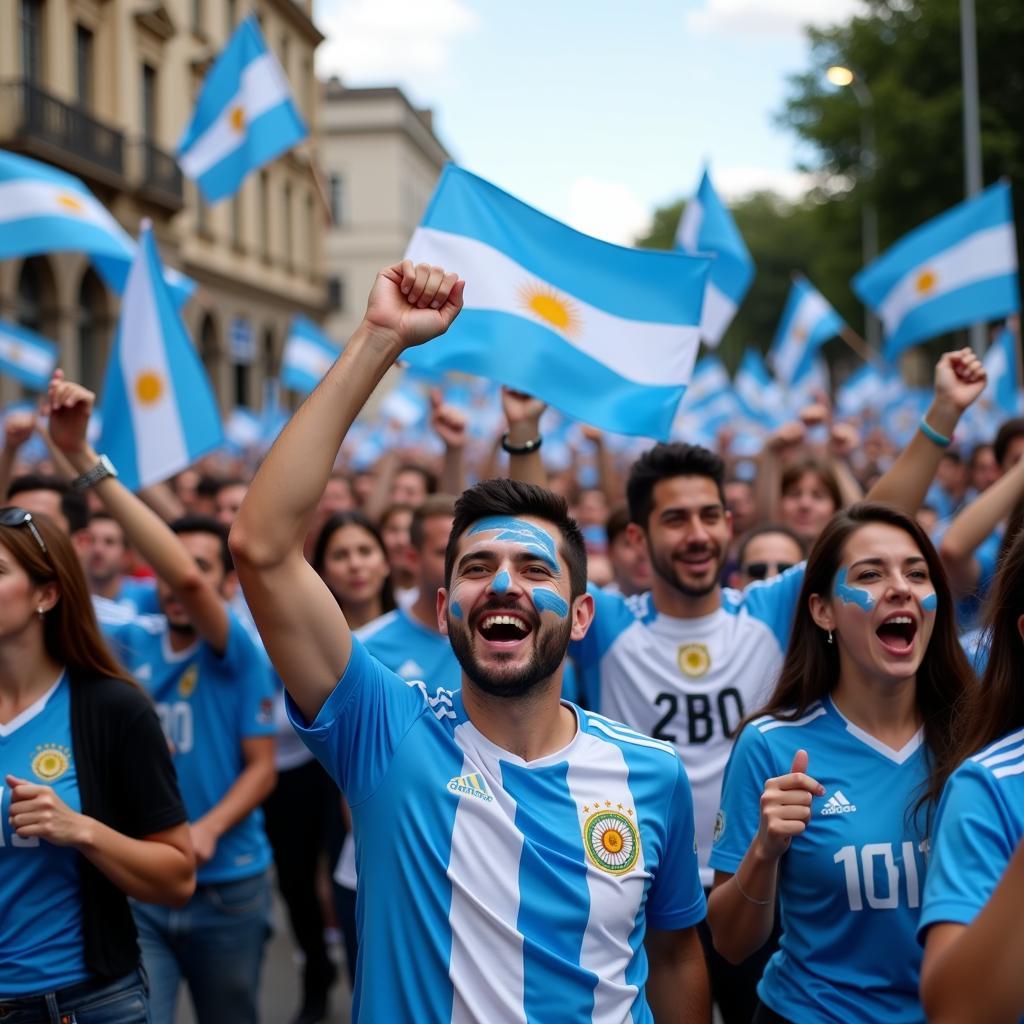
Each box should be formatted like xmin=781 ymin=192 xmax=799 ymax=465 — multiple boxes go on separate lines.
xmin=754 ymin=749 xmax=825 ymax=862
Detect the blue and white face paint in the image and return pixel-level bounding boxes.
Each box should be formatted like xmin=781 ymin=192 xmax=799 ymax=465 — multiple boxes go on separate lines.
xmin=834 ymin=567 xmax=876 ymax=611
xmin=920 ymin=592 xmax=937 ymax=612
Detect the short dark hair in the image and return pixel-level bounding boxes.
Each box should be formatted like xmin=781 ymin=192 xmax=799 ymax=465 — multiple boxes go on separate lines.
xmin=8 ymin=474 xmax=89 ymax=533
xmin=445 ymin=479 xmax=587 ymax=598
xmin=396 ymin=463 xmax=438 ymax=496
xmin=605 ymin=503 xmax=632 ymax=546
xmin=409 ymin=494 xmax=457 ymax=550
xmin=780 ymin=457 xmax=842 ymax=512
xmin=626 ymin=443 xmax=726 ymax=529
xmin=214 ymin=477 xmax=248 ymax=496
xmin=170 ymin=515 xmax=232 ymax=573
xmin=736 ymin=523 xmax=806 ymax=568
xmin=994 ymin=417 xmax=1024 ymax=468
xmin=195 ymin=475 xmax=222 ymax=501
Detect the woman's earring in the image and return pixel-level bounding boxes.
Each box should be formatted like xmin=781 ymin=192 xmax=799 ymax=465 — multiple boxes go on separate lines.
xmin=827 ymin=630 xmax=834 ymax=645
xmin=37 ymin=606 xmax=45 ymax=619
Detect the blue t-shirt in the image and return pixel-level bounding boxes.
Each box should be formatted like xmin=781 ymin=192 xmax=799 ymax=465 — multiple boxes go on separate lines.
xmin=105 ymin=612 xmax=275 ymax=883
xmin=710 ymin=698 xmax=930 ymax=1024
xmin=357 ymin=608 xmax=463 ymax=690
xmin=920 ymin=727 xmax=1024 ymax=944
xmin=288 ymin=638 xmax=706 ymax=1024
xmin=0 ymin=674 xmax=90 ymax=996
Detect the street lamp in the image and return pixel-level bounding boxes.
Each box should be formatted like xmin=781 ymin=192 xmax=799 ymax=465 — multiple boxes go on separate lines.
xmin=828 ymin=64 xmax=881 ymax=349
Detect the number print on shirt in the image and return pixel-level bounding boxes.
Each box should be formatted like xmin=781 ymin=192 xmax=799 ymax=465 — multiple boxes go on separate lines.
xmin=156 ymin=701 xmax=194 ymax=755
xmin=833 ymin=842 xmax=922 ymax=911
xmin=651 ymin=688 xmax=745 ymax=744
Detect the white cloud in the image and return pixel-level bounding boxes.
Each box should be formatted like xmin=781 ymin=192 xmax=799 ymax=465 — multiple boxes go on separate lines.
xmin=685 ymin=0 xmax=862 ymax=38
xmin=565 ymin=178 xmax=652 ymax=246
xmin=711 ymin=165 xmax=816 ymax=201
xmin=315 ymin=0 xmax=479 ymax=86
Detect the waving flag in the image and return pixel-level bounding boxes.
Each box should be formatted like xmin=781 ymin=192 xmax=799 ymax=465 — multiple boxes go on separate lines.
xmin=836 ymin=362 xmax=902 ymax=418
xmin=402 ymin=165 xmax=710 ymax=440
xmin=853 ymin=182 xmax=1020 ymax=359
xmin=178 ymin=15 xmax=307 ymax=203
xmin=0 ymin=320 xmax=58 ymax=391
xmin=735 ymin=348 xmax=786 ymax=427
xmin=674 ymin=168 xmax=754 ymax=347
xmin=984 ymin=325 xmax=1021 ymax=417
xmin=770 ymin=275 xmax=845 ymax=385
xmin=98 ymin=223 xmax=223 ymax=491
xmin=281 ymin=316 xmax=338 ymax=395
xmin=0 ymin=150 xmax=194 ymax=306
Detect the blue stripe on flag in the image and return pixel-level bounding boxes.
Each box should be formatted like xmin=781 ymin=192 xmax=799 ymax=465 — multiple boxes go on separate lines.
xmin=0 ymin=217 xmax=129 ymax=263
xmin=0 ymin=320 xmax=58 ymax=390
xmin=401 ymin=310 xmax=686 ymax=440
xmin=422 ymin=166 xmax=707 ymax=325
xmin=281 ymin=315 xmax=338 ymax=395
xmin=689 ymin=170 xmax=754 ymax=304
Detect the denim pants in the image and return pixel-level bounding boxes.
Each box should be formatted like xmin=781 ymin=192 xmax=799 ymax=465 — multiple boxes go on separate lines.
xmin=132 ymin=871 xmax=272 ymax=1024
xmin=0 ymin=968 xmax=149 ymax=1024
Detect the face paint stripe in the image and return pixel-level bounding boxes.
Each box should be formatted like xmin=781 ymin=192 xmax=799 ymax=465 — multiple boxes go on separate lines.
xmin=467 ymin=516 xmax=560 ymax=573
xmin=921 ymin=592 xmax=937 ymax=612
xmin=834 ymin=567 xmax=875 ymax=611
xmin=492 ymin=570 xmax=511 ymax=594
xmin=532 ymin=587 xmax=569 ymax=618
xmin=450 ymin=600 xmax=463 ymax=619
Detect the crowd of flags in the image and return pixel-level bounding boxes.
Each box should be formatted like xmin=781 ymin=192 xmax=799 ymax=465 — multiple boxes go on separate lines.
xmin=0 ymin=12 xmax=1022 ymax=483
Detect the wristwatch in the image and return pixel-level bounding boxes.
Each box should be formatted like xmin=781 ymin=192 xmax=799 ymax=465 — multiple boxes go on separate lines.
xmin=71 ymin=454 xmax=118 ymax=492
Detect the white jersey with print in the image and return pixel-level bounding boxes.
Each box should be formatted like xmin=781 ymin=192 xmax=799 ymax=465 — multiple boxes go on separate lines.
xmin=573 ymin=566 xmax=805 ymax=884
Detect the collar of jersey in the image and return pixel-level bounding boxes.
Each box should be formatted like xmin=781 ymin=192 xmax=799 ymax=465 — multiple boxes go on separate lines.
xmin=0 ymin=669 xmax=67 ymax=738
xmin=825 ymin=695 xmax=924 ymax=765
xmin=458 ymin=700 xmax=582 ymax=770
xmin=161 ymin=628 xmax=200 ymax=664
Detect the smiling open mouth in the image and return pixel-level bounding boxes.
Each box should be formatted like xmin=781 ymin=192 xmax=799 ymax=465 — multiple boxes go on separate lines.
xmin=477 ymin=614 xmax=533 ymax=643
xmin=876 ymin=615 xmax=917 ymax=654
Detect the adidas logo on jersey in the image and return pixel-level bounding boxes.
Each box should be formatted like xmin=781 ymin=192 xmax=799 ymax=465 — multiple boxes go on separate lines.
xmin=447 ymin=772 xmax=494 ymax=803
xmin=821 ymin=790 xmax=857 ymax=815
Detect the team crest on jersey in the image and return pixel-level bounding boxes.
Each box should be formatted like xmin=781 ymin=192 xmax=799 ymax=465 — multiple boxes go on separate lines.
xmin=677 ymin=643 xmax=710 ymax=678
xmin=178 ymin=664 xmax=199 ymax=698
xmin=32 ymin=744 xmax=71 ymax=782
xmin=713 ymin=810 xmax=726 ymax=844
xmin=581 ymin=804 xmax=641 ymax=874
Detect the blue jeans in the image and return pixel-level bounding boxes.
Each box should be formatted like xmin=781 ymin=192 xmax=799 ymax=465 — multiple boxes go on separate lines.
xmin=132 ymin=871 xmax=272 ymax=1024
xmin=0 ymin=969 xmax=150 ymax=1023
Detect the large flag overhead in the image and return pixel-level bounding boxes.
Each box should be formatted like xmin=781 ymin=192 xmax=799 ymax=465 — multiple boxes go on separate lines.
xmin=98 ymin=223 xmax=223 ymax=491
xmin=674 ymin=168 xmax=754 ymax=347
xmin=853 ymin=181 xmax=1020 ymax=359
xmin=0 ymin=320 xmax=58 ymax=391
xmin=770 ymin=274 xmax=845 ymax=386
xmin=178 ymin=15 xmax=307 ymax=203
xmin=402 ymin=165 xmax=710 ymax=439
xmin=281 ymin=316 xmax=338 ymax=395
xmin=0 ymin=150 xmax=194 ymax=306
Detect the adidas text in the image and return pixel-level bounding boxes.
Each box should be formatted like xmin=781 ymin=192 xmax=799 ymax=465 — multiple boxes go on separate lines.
xmin=821 ymin=790 xmax=857 ymax=815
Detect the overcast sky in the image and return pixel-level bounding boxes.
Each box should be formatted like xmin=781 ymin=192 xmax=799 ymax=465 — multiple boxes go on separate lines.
xmin=311 ymin=0 xmax=861 ymax=243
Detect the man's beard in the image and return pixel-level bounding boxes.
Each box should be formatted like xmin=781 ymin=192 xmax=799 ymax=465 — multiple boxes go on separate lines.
xmin=649 ymin=543 xmax=724 ymax=599
xmin=448 ymin=610 xmax=572 ymax=700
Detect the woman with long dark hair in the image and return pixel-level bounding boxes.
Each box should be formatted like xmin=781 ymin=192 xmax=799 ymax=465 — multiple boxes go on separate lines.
xmin=706 ymin=502 xmax=974 ymax=1024
xmin=0 ymin=508 xmax=193 ymax=1021
xmin=919 ymin=523 xmax=1024 ymax=1023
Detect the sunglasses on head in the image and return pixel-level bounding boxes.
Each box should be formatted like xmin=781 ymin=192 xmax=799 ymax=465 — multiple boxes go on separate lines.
xmin=0 ymin=507 xmax=49 ymax=555
xmin=743 ymin=561 xmax=794 ymax=581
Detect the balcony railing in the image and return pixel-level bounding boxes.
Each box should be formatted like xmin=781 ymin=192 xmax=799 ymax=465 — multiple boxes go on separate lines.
xmin=1 ymin=78 xmax=124 ymax=181
xmin=138 ymin=137 xmax=184 ymax=209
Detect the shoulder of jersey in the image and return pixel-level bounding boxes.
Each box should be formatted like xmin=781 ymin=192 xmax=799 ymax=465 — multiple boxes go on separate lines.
xmin=581 ymin=707 xmax=679 ymax=761
xmin=92 ymin=594 xmax=138 ymax=626
xmin=748 ymin=702 xmax=826 ymax=735
xmin=969 ymin=726 xmax=1024 ymax=783
xmin=354 ymin=609 xmax=401 ymax=642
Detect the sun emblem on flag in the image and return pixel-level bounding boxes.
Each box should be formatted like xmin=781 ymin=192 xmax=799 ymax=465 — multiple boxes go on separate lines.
xmin=7 ymin=343 xmax=21 ymax=364
xmin=583 ymin=808 xmax=641 ymax=874
xmin=517 ymin=282 xmax=583 ymax=338
xmin=134 ymin=370 xmax=165 ymax=405
xmin=32 ymin=745 xmax=71 ymax=782
xmin=915 ymin=269 xmax=938 ymax=294
xmin=230 ymin=106 xmax=246 ymax=133
xmin=792 ymin=324 xmax=808 ymax=342
xmin=56 ymin=193 xmax=84 ymax=214
xmin=677 ymin=642 xmax=711 ymax=678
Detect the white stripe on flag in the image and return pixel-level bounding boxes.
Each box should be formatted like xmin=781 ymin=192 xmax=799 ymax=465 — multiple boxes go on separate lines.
xmin=0 ymin=180 xmax=128 ymax=236
xmin=699 ymin=280 xmax=737 ymax=346
xmin=406 ymin=227 xmax=699 ymax=386
xmin=0 ymin=332 xmax=55 ymax=378
xmin=676 ymin=197 xmax=703 ymax=251
xmin=285 ymin=336 xmax=335 ymax=380
xmin=878 ymin=223 xmax=1017 ymax=334
xmin=120 ymin=249 xmax=189 ymax=485
xmin=179 ymin=54 xmax=292 ymax=179
xmin=776 ymin=290 xmax=832 ymax=382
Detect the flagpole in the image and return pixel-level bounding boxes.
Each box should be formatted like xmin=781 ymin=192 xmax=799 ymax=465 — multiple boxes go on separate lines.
xmin=839 ymin=325 xmax=878 ymax=366
xmin=961 ymin=0 xmax=987 ymax=353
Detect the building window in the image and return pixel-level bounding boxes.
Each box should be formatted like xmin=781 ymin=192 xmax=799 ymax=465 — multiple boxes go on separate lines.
xmin=199 ymin=314 xmax=220 ymax=388
xmin=305 ymin=192 xmax=314 ymax=269
xmin=17 ymin=258 xmax=48 ymax=333
xmin=327 ymin=276 xmax=344 ymax=312
xmin=231 ymin=195 xmax=242 ymax=248
xmin=21 ymin=0 xmax=44 ymax=82
xmin=78 ymin=269 xmax=108 ymax=394
xmin=75 ymin=24 xmax=94 ymax=109
xmin=283 ymin=181 xmax=293 ymax=266
xmin=234 ymin=363 xmax=250 ymax=408
xmin=259 ymin=171 xmax=270 ymax=258
xmin=329 ymin=173 xmax=344 ymax=226
xmin=226 ymin=0 xmax=236 ymax=35
xmin=263 ymin=328 xmax=277 ymax=379
xmin=141 ymin=63 xmax=157 ymax=138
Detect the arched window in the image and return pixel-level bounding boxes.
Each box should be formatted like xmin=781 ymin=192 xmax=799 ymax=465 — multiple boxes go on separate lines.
xmin=16 ymin=257 xmax=55 ymax=334
xmin=78 ymin=268 xmax=111 ymax=394
xmin=263 ymin=326 xmax=277 ymax=379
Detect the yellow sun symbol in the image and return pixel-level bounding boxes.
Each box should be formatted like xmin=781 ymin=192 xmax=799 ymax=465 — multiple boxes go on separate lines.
xmin=32 ymin=746 xmax=70 ymax=782
xmin=677 ymin=642 xmax=711 ymax=678
xmin=518 ymin=283 xmax=583 ymax=338
xmin=916 ymin=269 xmax=938 ymax=294
xmin=230 ymin=106 xmax=246 ymax=133
xmin=793 ymin=325 xmax=808 ymax=342
xmin=135 ymin=370 xmax=165 ymax=405
xmin=602 ymin=829 xmax=624 ymax=854
xmin=7 ymin=343 xmax=21 ymax=363
xmin=57 ymin=193 xmax=84 ymax=214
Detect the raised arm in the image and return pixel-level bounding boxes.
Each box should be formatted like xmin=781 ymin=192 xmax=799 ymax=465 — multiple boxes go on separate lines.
xmin=229 ymin=261 xmax=463 ymax=722
xmin=46 ymin=373 xmax=230 ymax=653
xmin=429 ymin=387 xmax=468 ymax=496
xmin=0 ymin=410 xmax=37 ymax=499
xmin=501 ymin=387 xmax=548 ymax=487
xmin=866 ymin=348 xmax=986 ymax=513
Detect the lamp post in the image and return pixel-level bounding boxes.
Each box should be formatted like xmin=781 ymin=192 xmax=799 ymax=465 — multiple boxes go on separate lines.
xmin=828 ymin=65 xmax=881 ymax=350
xmin=960 ymin=0 xmax=987 ymax=352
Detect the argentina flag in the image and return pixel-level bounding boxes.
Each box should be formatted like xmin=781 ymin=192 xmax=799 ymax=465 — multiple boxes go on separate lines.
xmin=98 ymin=223 xmax=223 ymax=491
xmin=178 ymin=15 xmax=307 ymax=203
xmin=735 ymin=348 xmax=786 ymax=427
xmin=983 ymin=325 xmax=1021 ymax=417
xmin=853 ymin=181 xmax=1020 ymax=359
xmin=0 ymin=150 xmax=193 ymax=306
xmin=0 ymin=320 xmax=58 ymax=391
xmin=281 ymin=316 xmax=338 ymax=395
xmin=674 ymin=168 xmax=754 ymax=347
xmin=770 ymin=274 xmax=845 ymax=386
xmin=402 ymin=165 xmax=710 ymax=440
